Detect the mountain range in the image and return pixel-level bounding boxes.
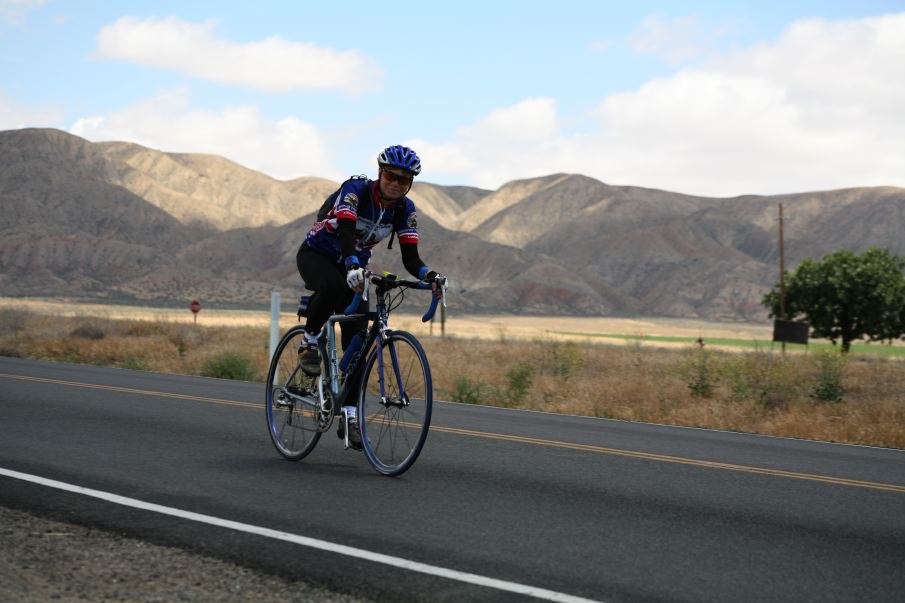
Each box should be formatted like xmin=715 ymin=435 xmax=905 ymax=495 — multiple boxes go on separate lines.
xmin=2 ymin=127 xmax=903 ymax=321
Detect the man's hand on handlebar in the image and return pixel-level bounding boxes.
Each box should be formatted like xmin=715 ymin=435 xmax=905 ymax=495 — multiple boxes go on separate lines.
xmin=346 ymin=267 xmax=366 ymax=292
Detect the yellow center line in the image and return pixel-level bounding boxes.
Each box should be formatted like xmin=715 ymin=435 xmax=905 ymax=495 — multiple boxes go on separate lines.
xmin=0 ymin=373 xmax=259 ymax=409
xmin=428 ymin=425 xmax=905 ymax=493
xmin=4 ymin=372 xmax=904 ymax=493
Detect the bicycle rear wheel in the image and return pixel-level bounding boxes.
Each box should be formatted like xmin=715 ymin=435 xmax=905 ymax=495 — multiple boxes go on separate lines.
xmin=358 ymin=330 xmax=432 ymax=476
xmin=265 ymin=325 xmax=323 ymax=460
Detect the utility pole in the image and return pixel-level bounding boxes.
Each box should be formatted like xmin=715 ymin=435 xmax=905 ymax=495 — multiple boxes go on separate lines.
xmin=779 ymin=204 xmax=786 ymax=355
xmin=779 ymin=203 xmax=786 ymax=321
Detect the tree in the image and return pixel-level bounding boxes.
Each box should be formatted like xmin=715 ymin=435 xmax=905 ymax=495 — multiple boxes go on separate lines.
xmin=763 ymin=248 xmax=905 ymax=352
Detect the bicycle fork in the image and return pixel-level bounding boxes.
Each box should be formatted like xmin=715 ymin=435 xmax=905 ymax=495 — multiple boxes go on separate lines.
xmin=377 ymin=336 xmax=410 ymax=408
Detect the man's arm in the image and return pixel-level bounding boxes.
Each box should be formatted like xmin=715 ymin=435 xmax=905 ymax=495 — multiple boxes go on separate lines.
xmin=337 ymin=218 xmax=358 ymax=263
xmin=401 ymin=242 xmax=439 ymax=280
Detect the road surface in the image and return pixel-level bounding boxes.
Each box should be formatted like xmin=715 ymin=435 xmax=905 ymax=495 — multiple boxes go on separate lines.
xmin=1 ymin=357 xmax=904 ymax=602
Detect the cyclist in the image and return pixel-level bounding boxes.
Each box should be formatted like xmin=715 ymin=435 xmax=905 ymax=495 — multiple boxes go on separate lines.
xmin=295 ymin=145 xmax=445 ymax=444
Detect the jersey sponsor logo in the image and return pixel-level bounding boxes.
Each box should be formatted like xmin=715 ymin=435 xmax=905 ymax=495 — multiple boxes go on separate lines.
xmin=406 ymin=211 xmax=418 ymax=229
xmin=342 ymin=192 xmax=359 ymax=209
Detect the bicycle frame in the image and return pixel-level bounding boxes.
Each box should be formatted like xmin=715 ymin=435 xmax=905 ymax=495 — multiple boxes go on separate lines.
xmin=319 ymin=272 xmax=441 ymax=413
xmin=316 ymin=280 xmax=395 ymax=415
xmin=319 ymin=312 xmax=375 ymax=403
xmin=266 ymin=270 xmax=443 ymax=474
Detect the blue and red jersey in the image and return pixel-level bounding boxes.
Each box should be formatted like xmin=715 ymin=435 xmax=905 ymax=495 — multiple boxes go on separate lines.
xmin=304 ymin=178 xmax=419 ymax=266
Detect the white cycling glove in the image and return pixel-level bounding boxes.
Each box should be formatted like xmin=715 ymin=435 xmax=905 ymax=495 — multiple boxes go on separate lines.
xmin=346 ymin=267 xmax=365 ymax=291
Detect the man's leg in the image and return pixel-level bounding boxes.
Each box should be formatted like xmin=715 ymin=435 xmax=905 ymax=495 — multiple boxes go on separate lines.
xmin=297 ymin=246 xmax=347 ymax=336
xmin=296 ymin=246 xmax=347 ymax=374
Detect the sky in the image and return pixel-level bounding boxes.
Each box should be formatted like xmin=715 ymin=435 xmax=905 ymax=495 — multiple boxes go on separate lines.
xmin=2 ymin=0 xmax=905 ymax=197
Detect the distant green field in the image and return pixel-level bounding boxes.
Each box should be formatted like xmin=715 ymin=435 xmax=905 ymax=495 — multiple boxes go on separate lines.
xmin=550 ymin=331 xmax=905 ymax=357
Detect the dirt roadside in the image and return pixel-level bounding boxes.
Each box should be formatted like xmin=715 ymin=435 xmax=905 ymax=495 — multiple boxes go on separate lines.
xmin=0 ymin=505 xmax=368 ymax=602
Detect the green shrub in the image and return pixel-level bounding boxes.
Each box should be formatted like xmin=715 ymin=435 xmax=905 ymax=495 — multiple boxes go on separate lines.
xmin=505 ymin=363 xmax=534 ymax=405
xmin=170 ymin=335 xmax=188 ymax=358
xmin=545 ymin=341 xmax=582 ymax=379
xmin=119 ymin=355 xmax=150 ymax=371
xmin=678 ymin=347 xmax=716 ymax=398
xmin=58 ymin=348 xmax=82 ymax=363
xmin=811 ymin=349 xmax=846 ymax=402
xmin=450 ymin=376 xmax=487 ymax=405
xmin=201 ymin=351 xmax=257 ymax=381
xmin=722 ymin=350 xmax=802 ymax=410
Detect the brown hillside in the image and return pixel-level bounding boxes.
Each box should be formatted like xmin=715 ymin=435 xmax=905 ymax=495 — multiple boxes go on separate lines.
xmin=3 ymin=127 xmax=903 ymax=320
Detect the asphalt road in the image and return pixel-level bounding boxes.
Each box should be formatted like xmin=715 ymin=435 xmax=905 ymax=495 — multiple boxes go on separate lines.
xmin=1 ymin=356 xmax=904 ymax=602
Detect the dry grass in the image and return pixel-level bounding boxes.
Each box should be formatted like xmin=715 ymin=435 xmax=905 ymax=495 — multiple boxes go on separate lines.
xmin=1 ymin=308 xmax=903 ymax=449
xmin=0 ymin=310 xmax=270 ymax=380
xmin=423 ymin=337 xmax=905 ymax=448
xmin=0 ymin=298 xmax=776 ymax=344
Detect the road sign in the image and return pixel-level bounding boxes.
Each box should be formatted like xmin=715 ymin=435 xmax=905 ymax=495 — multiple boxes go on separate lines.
xmin=772 ymin=319 xmax=809 ymax=345
xmin=190 ymin=300 xmax=202 ymax=323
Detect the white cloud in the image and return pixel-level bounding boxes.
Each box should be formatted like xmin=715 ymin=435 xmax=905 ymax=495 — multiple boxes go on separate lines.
xmin=408 ymin=98 xmax=563 ymax=186
xmin=95 ymin=16 xmax=382 ymax=93
xmin=0 ymin=0 xmax=47 ymax=25
xmin=462 ymin=98 xmax=560 ymax=143
xmin=630 ymin=14 xmax=712 ymax=66
xmin=417 ymin=13 xmax=905 ymax=196
xmin=70 ymin=89 xmax=341 ymax=181
xmin=0 ymin=91 xmax=62 ymax=129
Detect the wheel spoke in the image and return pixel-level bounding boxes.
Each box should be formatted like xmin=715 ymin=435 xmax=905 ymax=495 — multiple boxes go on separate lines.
xmin=359 ymin=332 xmax=432 ymax=476
xmin=265 ymin=327 xmax=323 ymax=460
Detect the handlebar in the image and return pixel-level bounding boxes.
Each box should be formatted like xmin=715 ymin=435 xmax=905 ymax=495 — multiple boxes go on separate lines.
xmin=342 ymin=270 xmax=447 ymax=322
xmin=343 ymin=293 xmax=363 ymax=316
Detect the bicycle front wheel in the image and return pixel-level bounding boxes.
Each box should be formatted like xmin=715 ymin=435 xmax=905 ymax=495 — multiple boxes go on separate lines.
xmin=265 ymin=325 xmax=323 ymax=460
xmin=358 ymin=330 xmax=432 ymax=476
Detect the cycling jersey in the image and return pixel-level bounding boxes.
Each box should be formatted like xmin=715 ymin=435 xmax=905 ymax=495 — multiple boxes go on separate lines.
xmin=305 ymin=179 xmax=419 ymax=266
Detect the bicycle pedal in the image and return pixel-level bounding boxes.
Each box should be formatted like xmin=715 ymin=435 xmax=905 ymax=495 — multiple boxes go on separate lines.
xmin=338 ymin=408 xmax=362 ymax=451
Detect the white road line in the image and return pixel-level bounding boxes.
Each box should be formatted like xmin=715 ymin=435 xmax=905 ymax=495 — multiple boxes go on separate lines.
xmin=0 ymin=467 xmax=602 ymax=603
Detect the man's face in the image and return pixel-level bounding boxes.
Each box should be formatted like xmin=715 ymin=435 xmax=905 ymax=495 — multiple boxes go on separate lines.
xmin=379 ymin=167 xmax=414 ymax=200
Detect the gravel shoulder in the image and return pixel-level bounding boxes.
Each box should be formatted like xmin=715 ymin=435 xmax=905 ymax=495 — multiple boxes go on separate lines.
xmin=0 ymin=505 xmax=368 ymax=602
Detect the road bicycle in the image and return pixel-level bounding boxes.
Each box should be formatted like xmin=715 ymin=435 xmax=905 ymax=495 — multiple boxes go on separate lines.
xmin=265 ymin=270 xmax=446 ymax=476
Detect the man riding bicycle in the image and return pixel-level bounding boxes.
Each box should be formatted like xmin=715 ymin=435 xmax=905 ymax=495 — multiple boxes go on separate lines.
xmin=295 ymin=145 xmax=445 ymax=445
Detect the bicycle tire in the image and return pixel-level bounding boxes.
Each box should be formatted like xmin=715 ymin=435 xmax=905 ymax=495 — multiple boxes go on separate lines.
xmin=357 ymin=330 xmax=432 ymax=476
xmin=265 ymin=325 xmax=323 ymax=460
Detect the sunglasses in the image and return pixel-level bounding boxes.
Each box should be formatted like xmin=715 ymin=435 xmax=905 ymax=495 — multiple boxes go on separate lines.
xmin=381 ymin=170 xmax=414 ymax=186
